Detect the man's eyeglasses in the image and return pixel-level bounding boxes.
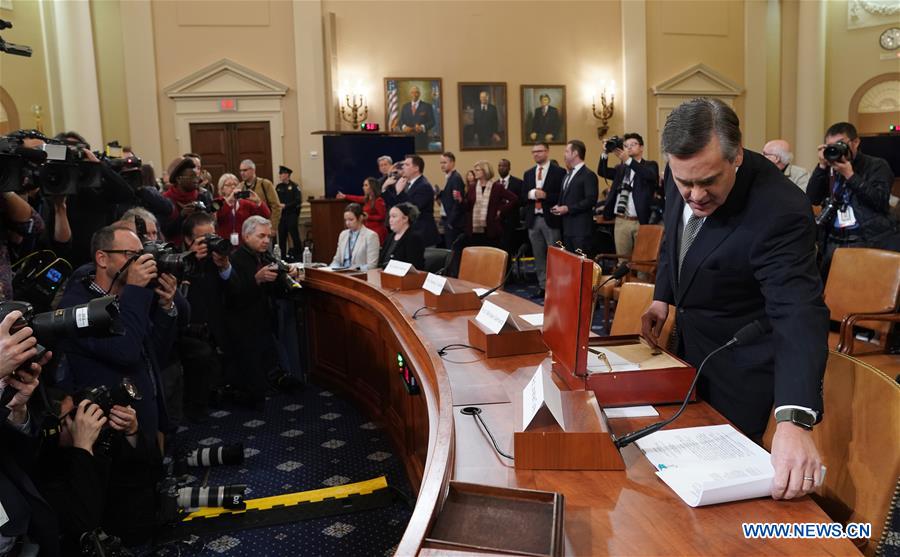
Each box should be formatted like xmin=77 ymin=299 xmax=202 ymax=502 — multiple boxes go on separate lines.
xmin=239 ymin=168 xmax=252 ymax=173
xmin=103 ymin=249 xmax=142 ymax=258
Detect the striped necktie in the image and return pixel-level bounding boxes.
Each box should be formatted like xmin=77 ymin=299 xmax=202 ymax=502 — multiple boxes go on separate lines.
xmin=678 ymin=214 xmax=703 ymax=278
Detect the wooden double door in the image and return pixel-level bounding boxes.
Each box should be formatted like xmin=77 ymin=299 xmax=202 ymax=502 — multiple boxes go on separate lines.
xmin=189 ymin=121 xmax=273 ymax=184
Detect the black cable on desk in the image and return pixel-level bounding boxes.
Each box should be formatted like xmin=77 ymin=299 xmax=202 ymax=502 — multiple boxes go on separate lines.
xmin=411 ymin=305 xmax=431 ymax=320
xmin=437 ymin=343 xmax=484 ymax=358
xmin=461 ymin=407 xmax=513 ymax=461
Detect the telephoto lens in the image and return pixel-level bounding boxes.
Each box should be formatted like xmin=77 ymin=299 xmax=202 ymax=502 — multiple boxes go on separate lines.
xmin=176 ymin=485 xmax=246 ymax=511
xmin=184 ymin=443 xmax=245 ymax=468
xmin=0 ymin=295 xmax=122 ymax=346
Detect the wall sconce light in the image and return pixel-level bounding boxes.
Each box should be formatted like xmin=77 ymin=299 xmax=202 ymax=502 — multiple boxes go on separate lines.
xmin=340 ymin=93 xmax=368 ymax=129
xmin=591 ymin=82 xmax=615 ymax=139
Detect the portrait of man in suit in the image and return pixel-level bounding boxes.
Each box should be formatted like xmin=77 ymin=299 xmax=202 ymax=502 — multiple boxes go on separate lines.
xmin=521 ymin=86 xmax=566 ymax=145
xmin=385 ymin=78 xmax=444 ymax=153
xmin=459 ymin=82 xmax=508 ymax=150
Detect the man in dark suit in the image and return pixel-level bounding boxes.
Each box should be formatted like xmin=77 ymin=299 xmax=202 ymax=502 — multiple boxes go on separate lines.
xmin=438 ymin=152 xmax=465 ymax=250
xmin=528 ymin=94 xmax=562 ymax=143
xmin=522 ymin=143 xmax=566 ymax=297
xmin=398 ymin=86 xmax=435 ymax=152
xmin=599 ymin=133 xmax=661 ymax=258
xmin=642 ymin=98 xmax=828 ymax=501
xmin=551 ymin=139 xmax=599 ymax=258
xmin=473 ymin=90 xmax=501 ymax=147
xmin=497 ymin=158 xmax=525 ymax=264
xmin=381 ymin=155 xmax=439 ymax=247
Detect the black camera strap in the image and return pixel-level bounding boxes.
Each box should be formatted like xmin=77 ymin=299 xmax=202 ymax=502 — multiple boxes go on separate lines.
xmin=105 ymin=253 xmax=140 ymax=296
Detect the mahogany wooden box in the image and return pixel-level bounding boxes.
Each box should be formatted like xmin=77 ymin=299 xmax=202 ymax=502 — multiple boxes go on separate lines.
xmin=585 ymin=334 xmax=697 ymax=407
xmin=424 ymin=481 xmax=564 ymax=557
xmin=423 ymin=289 xmax=481 ymax=313
xmin=467 ymin=318 xmax=546 ymax=359
xmin=514 ymin=390 xmax=625 ymax=471
xmin=378 ymin=269 xmax=425 ymax=291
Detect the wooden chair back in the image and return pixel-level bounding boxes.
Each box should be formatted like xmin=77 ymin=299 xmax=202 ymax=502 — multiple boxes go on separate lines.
xmin=629 ymin=224 xmax=664 ymax=276
xmin=763 ymin=352 xmax=900 ymax=557
xmin=610 ymin=282 xmax=675 ymax=347
xmin=458 ymin=246 xmax=509 ymax=289
xmin=824 ymin=247 xmax=900 ymax=336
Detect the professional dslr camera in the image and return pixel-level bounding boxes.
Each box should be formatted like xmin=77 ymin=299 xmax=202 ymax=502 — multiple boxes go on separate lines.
xmin=823 ymin=141 xmax=851 ymax=162
xmin=604 ymin=136 xmax=624 ymax=154
xmin=71 ymin=380 xmax=142 ymax=420
xmin=186 ymin=199 xmax=223 ymax=213
xmin=199 ymin=233 xmax=232 ymax=257
xmin=133 ymin=215 xmax=199 ymax=281
xmin=261 ymin=250 xmax=302 ymax=296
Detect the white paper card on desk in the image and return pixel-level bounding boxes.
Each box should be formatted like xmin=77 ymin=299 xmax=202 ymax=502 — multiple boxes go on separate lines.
xmin=475 ymin=300 xmax=510 ymax=335
xmin=423 ymin=273 xmax=447 ymax=295
xmin=522 ymin=364 xmax=566 ymax=431
xmin=383 ymin=260 xmax=412 ymax=276
xmin=520 ymin=313 xmax=544 ymax=328
xmin=632 ymin=424 xmax=827 ymax=507
xmin=603 ymin=405 xmax=659 ymax=419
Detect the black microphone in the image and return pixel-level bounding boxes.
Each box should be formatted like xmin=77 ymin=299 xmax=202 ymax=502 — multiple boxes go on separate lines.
xmin=596 ymin=262 xmax=631 ymax=290
xmin=477 ymin=244 xmax=527 ymax=300
xmin=613 ymin=318 xmax=772 ymax=449
xmin=437 ymin=234 xmax=467 ymax=276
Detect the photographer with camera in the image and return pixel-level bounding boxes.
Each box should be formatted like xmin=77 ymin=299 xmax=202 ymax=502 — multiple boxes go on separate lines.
xmin=214 ymin=173 xmax=270 ymax=247
xmin=599 ymin=133 xmax=661 ymax=260
xmin=1 ymin=310 xmax=59 ymax=556
xmin=57 ymin=225 xmax=185 ymax=451
xmin=807 ymin=122 xmax=895 ymax=277
xmin=0 ymin=189 xmax=45 ymax=301
xmin=178 ymin=212 xmax=232 ymax=422
xmin=162 ymin=157 xmax=216 ymax=246
xmin=223 ymin=216 xmax=299 ymax=410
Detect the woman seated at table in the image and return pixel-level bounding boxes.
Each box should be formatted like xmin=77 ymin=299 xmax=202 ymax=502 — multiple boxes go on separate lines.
xmin=215 ymin=172 xmax=270 ymax=245
xmin=336 ymin=177 xmax=387 ymax=244
xmin=454 ymin=160 xmax=518 ymax=248
xmin=331 ymin=203 xmax=380 ymax=270
xmin=379 ymin=202 xmax=425 ymax=270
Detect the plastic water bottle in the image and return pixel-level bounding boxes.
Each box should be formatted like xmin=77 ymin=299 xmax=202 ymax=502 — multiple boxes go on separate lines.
xmin=302 ymin=246 xmax=312 ymax=267
xmin=273 ymin=245 xmax=282 ymax=261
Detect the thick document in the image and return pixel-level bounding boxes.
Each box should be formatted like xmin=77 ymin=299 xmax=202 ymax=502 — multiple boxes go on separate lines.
xmin=635 ymin=424 xmax=776 ymax=507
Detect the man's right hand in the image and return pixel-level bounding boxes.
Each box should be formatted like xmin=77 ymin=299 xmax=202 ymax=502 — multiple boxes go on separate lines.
xmin=0 ymin=311 xmax=38 ymax=380
xmin=67 ymin=400 xmax=107 ymax=455
xmin=395 ymin=177 xmax=408 ymax=194
xmin=255 ymin=264 xmax=279 ymax=284
xmin=534 ymin=189 xmax=547 ymax=200
xmin=641 ymin=300 xmax=669 ymax=347
xmin=126 ymin=253 xmax=158 ymax=288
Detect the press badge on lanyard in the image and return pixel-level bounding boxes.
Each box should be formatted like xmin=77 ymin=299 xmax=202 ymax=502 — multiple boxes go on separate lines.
xmin=836 ymin=205 xmax=858 ymax=228
xmin=230 ymin=232 xmax=240 ymax=246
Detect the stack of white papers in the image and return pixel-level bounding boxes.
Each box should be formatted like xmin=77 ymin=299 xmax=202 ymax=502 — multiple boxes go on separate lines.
xmin=586 ymin=347 xmax=640 ymax=373
xmin=635 ymin=424 xmax=776 ymax=507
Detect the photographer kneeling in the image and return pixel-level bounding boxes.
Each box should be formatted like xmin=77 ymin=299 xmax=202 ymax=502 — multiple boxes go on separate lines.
xmin=179 ymin=212 xmax=232 ymax=422
xmin=57 ymin=225 xmax=184 ymax=452
xmin=223 ymin=216 xmax=300 ymax=410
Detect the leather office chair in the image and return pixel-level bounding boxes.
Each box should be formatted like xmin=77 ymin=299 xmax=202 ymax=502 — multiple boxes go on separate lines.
xmin=458 ymin=246 xmax=508 ymax=289
xmin=424 ymin=247 xmax=451 ymax=274
xmin=762 ymin=352 xmax=900 ymax=557
xmin=609 ymin=282 xmax=675 ymax=348
xmin=823 ymin=248 xmax=900 ymax=376
xmin=594 ymin=224 xmax=664 ymax=330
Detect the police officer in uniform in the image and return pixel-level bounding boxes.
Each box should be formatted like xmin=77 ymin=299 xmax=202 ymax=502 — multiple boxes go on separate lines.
xmin=275 ymin=166 xmax=302 ymax=259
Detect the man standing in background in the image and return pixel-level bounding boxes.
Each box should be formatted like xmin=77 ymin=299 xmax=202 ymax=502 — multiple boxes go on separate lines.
xmin=276 ymin=165 xmax=302 ymax=259
xmin=240 ymin=159 xmax=282 ymax=234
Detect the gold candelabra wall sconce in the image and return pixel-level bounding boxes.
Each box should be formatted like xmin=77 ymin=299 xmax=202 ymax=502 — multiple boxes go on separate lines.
xmin=591 ymin=86 xmax=615 ymax=139
xmin=340 ymin=94 xmax=368 ymax=129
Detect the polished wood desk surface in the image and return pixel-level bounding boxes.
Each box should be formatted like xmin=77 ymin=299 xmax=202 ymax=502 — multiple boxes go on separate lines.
xmin=303 ymin=269 xmax=859 ymax=556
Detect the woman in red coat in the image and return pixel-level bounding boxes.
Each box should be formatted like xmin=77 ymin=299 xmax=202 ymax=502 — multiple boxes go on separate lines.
xmin=215 ymin=173 xmax=271 ymax=245
xmin=337 ymin=177 xmax=387 ymax=243
xmin=456 ymin=160 xmax=518 ymax=247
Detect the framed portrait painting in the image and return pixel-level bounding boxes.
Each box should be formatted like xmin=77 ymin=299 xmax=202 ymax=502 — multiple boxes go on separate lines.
xmin=458 ymin=82 xmax=508 ymax=151
xmin=521 ymin=85 xmax=566 ymax=145
xmin=384 ymin=77 xmax=444 ymax=154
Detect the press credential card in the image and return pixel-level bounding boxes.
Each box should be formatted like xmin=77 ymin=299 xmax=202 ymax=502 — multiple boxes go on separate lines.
xmin=383 ymin=260 xmax=412 ymax=277
xmin=522 ymin=364 xmax=566 ymax=431
xmin=475 ymin=300 xmax=510 ymax=335
xmin=422 ymin=273 xmax=447 ymax=295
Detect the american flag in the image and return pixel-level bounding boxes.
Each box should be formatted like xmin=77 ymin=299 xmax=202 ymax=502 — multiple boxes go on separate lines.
xmin=387 ymin=80 xmax=399 ymax=131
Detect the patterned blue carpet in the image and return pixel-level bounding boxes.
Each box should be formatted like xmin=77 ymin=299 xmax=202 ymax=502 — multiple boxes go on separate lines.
xmin=145 ymin=387 xmax=413 ymax=557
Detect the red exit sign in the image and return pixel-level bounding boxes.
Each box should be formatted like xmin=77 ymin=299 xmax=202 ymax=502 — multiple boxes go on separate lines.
xmin=219 ymin=98 xmax=237 ymax=111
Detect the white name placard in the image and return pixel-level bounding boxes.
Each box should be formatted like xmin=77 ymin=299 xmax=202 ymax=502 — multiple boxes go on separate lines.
xmin=522 ymin=363 xmax=566 ymax=431
xmin=383 ymin=260 xmax=412 ymax=277
xmin=422 ymin=273 xmax=447 ymax=295
xmin=474 ymin=300 xmax=510 ymax=335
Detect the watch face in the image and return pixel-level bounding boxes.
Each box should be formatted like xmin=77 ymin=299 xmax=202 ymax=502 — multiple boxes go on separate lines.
xmin=881 ymin=27 xmax=900 ymax=50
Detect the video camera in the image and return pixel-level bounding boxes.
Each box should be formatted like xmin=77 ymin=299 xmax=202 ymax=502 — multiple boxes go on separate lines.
xmin=12 ymin=250 xmax=73 ymax=313
xmin=604 ymin=135 xmax=624 ymax=154
xmin=0 ymin=130 xmax=102 ymax=196
xmin=823 ymin=141 xmax=851 ymax=163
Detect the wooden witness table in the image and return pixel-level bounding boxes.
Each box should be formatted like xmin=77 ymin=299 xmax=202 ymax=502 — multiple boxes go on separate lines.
xmin=300 ymin=269 xmax=859 ymax=556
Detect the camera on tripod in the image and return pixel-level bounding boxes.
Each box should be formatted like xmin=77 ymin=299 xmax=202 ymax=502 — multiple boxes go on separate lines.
xmin=604 ymin=136 xmax=624 ymax=154
xmin=823 ymin=141 xmax=851 ymax=162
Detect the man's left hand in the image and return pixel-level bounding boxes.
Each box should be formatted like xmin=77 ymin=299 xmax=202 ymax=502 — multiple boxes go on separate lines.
xmin=831 ymin=158 xmax=854 ymax=180
xmin=155 ymin=273 xmax=178 ymax=309
xmin=770 ymin=421 xmax=822 ymax=500
xmin=551 ymin=205 xmax=569 ymax=215
xmin=108 ymin=404 xmax=139 ymax=436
